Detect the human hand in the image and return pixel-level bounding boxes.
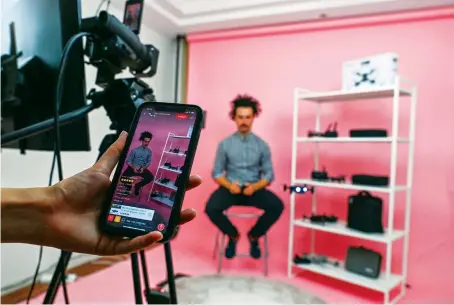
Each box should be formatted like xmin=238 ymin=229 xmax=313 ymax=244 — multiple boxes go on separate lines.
xmin=44 ymin=131 xmax=202 ymax=256
xmin=243 ymin=183 xmax=256 ymax=196
xmin=229 ymin=181 xmax=242 ymax=195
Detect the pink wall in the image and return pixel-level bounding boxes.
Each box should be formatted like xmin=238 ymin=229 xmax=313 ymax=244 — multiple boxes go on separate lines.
xmin=178 ymin=7 xmax=454 ymax=302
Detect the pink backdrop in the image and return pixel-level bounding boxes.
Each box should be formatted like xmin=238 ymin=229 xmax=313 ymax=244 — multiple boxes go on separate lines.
xmin=179 ymin=7 xmax=454 ymax=303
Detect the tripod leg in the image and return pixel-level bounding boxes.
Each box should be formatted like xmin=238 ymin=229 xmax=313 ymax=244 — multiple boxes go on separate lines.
xmin=131 ymin=253 xmax=143 ymax=304
xmin=139 ymin=250 xmax=151 ymax=291
xmin=164 ymin=243 xmax=178 ymax=304
xmin=43 ymin=251 xmax=72 ymax=304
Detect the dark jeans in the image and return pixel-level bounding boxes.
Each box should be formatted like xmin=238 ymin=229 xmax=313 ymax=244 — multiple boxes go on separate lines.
xmin=122 ymin=166 xmax=154 ymax=190
xmin=205 ymin=187 xmax=284 ymax=238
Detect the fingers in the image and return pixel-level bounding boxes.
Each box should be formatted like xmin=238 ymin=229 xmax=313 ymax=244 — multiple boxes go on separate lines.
xmin=114 ymin=209 xmax=196 ymax=254
xmin=92 ymin=131 xmax=127 ymax=176
xmin=178 ymin=208 xmax=197 ymax=225
xmin=187 ymin=175 xmax=202 ymax=190
xmin=115 ymin=231 xmax=163 ymax=254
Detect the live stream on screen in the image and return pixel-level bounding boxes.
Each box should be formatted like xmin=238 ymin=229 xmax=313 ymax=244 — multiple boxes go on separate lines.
xmin=124 ymin=3 xmax=142 ymax=32
xmin=106 ymin=107 xmax=196 ymax=233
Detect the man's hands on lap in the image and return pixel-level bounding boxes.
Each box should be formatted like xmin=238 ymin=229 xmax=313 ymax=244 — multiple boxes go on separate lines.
xmin=43 ymin=131 xmax=201 ymax=255
xmin=242 ymin=182 xmax=256 ymax=196
xmin=229 ymin=181 xmax=242 ymax=195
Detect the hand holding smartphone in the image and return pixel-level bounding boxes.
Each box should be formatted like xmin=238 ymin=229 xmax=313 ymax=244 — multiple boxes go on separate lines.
xmin=98 ymin=102 xmax=203 ymax=243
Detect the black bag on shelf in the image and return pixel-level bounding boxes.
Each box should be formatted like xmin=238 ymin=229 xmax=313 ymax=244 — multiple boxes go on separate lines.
xmin=347 ymin=191 xmax=384 ymax=234
xmin=345 ymin=246 xmax=382 ymax=279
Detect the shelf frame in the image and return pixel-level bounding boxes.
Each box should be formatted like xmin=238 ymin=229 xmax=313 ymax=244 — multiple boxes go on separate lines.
xmin=287 ymin=76 xmax=417 ymax=304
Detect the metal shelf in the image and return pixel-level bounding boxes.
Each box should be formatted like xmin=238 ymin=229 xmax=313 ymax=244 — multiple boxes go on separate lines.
xmin=293 ymin=219 xmax=405 ymax=243
xmin=297 ymin=86 xmax=411 ymax=102
xmin=287 ymin=75 xmax=417 ymax=304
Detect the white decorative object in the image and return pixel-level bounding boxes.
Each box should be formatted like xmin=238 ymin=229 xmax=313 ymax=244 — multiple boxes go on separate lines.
xmin=342 ymin=53 xmax=398 ymax=91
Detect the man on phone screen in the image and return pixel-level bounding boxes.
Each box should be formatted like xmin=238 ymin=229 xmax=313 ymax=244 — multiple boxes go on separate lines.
xmin=122 ymin=131 xmax=154 ymax=195
xmin=205 ymin=95 xmax=284 ymax=260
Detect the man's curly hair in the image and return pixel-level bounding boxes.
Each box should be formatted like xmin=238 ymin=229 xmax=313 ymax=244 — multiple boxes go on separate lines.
xmin=229 ymin=94 xmax=262 ymax=120
xmin=139 ymin=131 xmax=152 ymax=141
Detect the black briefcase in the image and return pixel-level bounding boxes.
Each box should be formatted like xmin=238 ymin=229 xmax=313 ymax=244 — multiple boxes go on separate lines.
xmin=347 ymin=191 xmax=384 ymax=234
xmin=345 ymin=246 xmax=382 ymax=279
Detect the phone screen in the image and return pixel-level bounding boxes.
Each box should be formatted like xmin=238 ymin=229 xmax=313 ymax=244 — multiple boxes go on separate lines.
xmin=123 ymin=1 xmax=143 ymax=34
xmin=105 ymin=106 xmax=198 ymax=235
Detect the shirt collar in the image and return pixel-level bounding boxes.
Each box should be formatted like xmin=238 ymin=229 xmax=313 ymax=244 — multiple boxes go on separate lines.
xmin=234 ymin=131 xmax=253 ymax=141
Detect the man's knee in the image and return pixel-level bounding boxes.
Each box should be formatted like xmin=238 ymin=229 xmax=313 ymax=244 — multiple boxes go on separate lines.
xmin=143 ymin=170 xmax=153 ymax=181
xmin=268 ymin=193 xmax=284 ymax=216
xmin=205 ymin=188 xmax=226 ymax=216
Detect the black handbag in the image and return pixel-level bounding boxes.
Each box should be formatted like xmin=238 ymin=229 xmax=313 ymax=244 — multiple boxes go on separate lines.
xmin=347 ymin=191 xmax=384 ymax=234
xmin=345 ymin=246 xmax=382 ymax=279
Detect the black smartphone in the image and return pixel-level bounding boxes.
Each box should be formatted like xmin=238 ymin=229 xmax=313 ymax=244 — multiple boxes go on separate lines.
xmin=99 ymin=102 xmax=203 ymax=242
xmin=123 ymin=0 xmax=144 ymax=35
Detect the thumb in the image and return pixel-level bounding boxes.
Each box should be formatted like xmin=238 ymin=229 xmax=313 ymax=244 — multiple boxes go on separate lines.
xmin=114 ymin=231 xmax=163 ymax=255
xmin=92 ymin=131 xmax=128 ymax=176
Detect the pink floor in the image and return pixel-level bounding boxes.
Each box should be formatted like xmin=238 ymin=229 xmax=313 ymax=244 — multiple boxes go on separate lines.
xmin=29 ymin=241 xmax=454 ymax=304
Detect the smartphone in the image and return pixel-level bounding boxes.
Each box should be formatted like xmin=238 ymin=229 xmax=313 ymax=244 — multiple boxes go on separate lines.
xmin=123 ymin=0 xmax=144 ymax=35
xmin=99 ymin=102 xmax=203 ymax=242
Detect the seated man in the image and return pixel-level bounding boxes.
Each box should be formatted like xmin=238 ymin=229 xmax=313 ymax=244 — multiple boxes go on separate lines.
xmin=122 ymin=131 xmax=154 ymax=195
xmin=205 ymin=94 xmax=284 ymax=259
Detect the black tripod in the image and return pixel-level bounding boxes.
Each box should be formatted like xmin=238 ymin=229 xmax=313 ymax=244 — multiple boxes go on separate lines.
xmin=43 ymin=132 xmax=178 ymax=304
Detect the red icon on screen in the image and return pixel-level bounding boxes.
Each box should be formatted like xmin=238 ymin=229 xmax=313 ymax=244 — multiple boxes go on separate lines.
xmin=176 ymin=113 xmax=188 ymax=120
xmin=157 ymin=223 xmax=165 ymax=231
xmin=108 ymin=215 xmax=114 ymax=222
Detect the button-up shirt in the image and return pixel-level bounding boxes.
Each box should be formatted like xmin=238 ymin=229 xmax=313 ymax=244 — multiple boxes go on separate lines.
xmin=126 ymin=146 xmax=152 ymax=169
xmin=212 ymin=132 xmax=274 ymax=186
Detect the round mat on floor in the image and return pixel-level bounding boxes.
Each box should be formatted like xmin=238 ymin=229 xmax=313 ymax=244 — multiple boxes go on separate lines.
xmin=161 ymin=274 xmax=327 ymax=304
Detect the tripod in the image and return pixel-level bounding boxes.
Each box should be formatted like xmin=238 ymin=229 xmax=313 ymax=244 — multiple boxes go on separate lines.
xmin=42 ymin=132 xmax=178 ymax=304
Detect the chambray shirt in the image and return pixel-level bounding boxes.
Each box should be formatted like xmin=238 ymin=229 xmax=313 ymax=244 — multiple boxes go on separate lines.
xmin=212 ymin=132 xmax=274 ymax=186
xmin=126 ymin=146 xmax=152 ymax=169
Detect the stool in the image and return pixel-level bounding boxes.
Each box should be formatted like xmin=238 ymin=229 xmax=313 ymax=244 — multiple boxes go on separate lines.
xmin=212 ymin=212 xmax=269 ymax=276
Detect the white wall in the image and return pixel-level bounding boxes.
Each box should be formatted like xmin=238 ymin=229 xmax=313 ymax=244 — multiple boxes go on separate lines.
xmin=1 ymin=0 xmax=177 ymax=294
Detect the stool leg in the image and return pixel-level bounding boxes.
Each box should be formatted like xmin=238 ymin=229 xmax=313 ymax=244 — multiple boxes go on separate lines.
xmin=264 ymin=234 xmax=269 ymax=276
xmin=217 ymin=234 xmax=225 ymax=274
xmin=212 ymin=230 xmax=220 ymax=260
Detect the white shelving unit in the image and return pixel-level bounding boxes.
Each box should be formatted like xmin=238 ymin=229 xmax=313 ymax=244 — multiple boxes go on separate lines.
xmin=287 ymin=77 xmax=417 ymax=304
xmin=147 ymin=132 xmax=190 ymax=207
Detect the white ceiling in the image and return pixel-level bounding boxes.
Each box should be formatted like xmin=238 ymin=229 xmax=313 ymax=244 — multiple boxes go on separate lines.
xmin=121 ymin=0 xmax=454 ymax=35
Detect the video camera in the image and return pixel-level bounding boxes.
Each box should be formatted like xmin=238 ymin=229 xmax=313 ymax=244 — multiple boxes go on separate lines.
xmin=1 ymin=0 xmax=159 ymax=146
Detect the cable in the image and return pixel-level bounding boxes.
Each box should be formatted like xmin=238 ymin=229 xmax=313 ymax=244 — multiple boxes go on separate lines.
xmin=54 ymin=32 xmax=91 ymax=183
xmin=95 ymin=0 xmax=111 ymax=15
xmin=25 ymin=32 xmax=90 ymax=305
xmin=25 ymin=247 xmax=43 ymax=303
xmin=25 ymin=153 xmax=57 ymax=303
